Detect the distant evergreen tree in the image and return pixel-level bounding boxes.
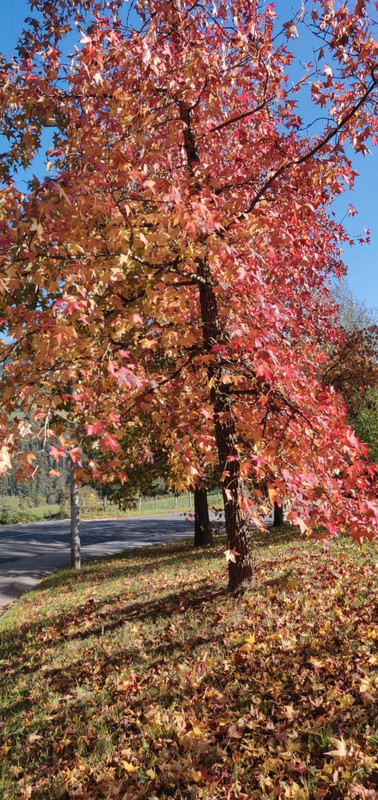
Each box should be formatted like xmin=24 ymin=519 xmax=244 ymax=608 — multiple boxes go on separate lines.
xmin=0 ymin=436 xmax=70 ymax=505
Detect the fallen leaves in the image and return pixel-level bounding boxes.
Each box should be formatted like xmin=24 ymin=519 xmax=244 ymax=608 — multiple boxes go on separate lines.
xmin=325 ymin=736 xmax=347 ymax=758
xmin=0 ymin=533 xmax=377 ymax=799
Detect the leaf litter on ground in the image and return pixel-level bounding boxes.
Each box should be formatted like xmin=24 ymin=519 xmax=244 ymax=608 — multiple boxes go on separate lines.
xmin=0 ymin=527 xmax=377 ymax=800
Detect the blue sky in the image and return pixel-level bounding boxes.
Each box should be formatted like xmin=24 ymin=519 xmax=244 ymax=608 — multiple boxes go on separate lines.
xmin=1 ymin=0 xmax=377 ymax=309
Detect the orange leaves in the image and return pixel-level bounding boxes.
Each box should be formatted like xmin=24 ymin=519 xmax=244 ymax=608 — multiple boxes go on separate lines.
xmin=268 ymin=486 xmax=281 ymax=507
xmin=0 ymin=0 xmax=377 ymax=550
xmin=238 ymin=632 xmax=255 ymax=652
xmin=68 ymin=447 xmax=82 ymax=465
xmin=286 ymin=511 xmax=311 ymax=536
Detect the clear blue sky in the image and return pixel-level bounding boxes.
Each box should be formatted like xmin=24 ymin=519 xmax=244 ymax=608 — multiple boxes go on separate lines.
xmin=1 ymin=0 xmax=377 ymax=309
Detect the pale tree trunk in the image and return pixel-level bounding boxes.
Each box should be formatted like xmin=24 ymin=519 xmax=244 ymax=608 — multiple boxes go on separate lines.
xmin=273 ymin=502 xmax=284 ymax=527
xmin=70 ymin=465 xmax=81 ymax=570
xmin=194 ymin=487 xmax=212 ymax=547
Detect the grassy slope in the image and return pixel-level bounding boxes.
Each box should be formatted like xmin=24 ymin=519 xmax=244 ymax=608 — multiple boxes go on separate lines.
xmin=0 ymin=502 xmax=61 ymax=525
xmin=0 ymin=529 xmax=376 ymax=800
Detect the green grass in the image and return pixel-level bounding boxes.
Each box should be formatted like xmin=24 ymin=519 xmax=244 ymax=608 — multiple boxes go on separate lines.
xmin=0 ymin=528 xmax=376 ymax=800
xmin=0 ymin=490 xmax=223 ymax=524
xmin=80 ymin=490 xmax=222 ymax=520
xmin=0 ymin=500 xmax=61 ymax=525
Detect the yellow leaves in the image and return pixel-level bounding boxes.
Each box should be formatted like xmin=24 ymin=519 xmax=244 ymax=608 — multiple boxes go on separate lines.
xmin=325 ymin=737 xmax=347 ymax=759
xmin=338 ymin=693 xmax=354 ymax=708
xmin=188 ymin=769 xmax=202 ymax=783
xmin=359 ymin=673 xmax=377 ymax=695
xmin=145 ymin=768 xmax=156 ymax=780
xmin=239 ymin=633 xmax=255 ymax=653
xmin=121 ymin=760 xmax=139 ymax=773
xmin=179 ymin=723 xmax=211 ymax=753
xmin=262 ymin=757 xmax=280 ymax=774
xmin=67 ymin=242 xmax=84 ymax=255
xmin=144 ymin=705 xmax=162 ymax=730
xmin=140 ymin=338 xmax=158 ymax=351
xmin=308 ymin=657 xmax=324 ymax=669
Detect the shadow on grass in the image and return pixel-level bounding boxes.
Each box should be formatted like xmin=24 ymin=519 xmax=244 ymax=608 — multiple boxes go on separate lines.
xmin=0 ymin=547 xmax=227 ymax=680
xmin=28 ymin=524 xmax=302 ymax=595
xmin=0 ymin=578 xmax=228 ymax=718
xmin=0 ymin=527 xmax=304 ymax=681
xmin=2 ymin=597 xmax=377 ymax=800
xmin=29 ymin=537 xmax=213 ymax=593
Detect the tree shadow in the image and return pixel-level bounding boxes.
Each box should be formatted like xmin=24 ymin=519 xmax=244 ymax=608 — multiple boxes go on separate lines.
xmin=28 ymin=524 xmax=302 ymax=596
xmin=0 ymin=579 xmax=227 ymax=720
xmin=0 ymin=526 xmax=305 ymax=687
xmin=29 ymin=538 xmax=222 ymax=594
xmin=2 ymin=594 xmax=376 ymax=800
xmin=0 ymin=556 xmax=226 ymax=684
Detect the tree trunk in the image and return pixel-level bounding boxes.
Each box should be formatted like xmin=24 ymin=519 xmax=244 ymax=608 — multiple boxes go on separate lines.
xmin=198 ymin=262 xmax=253 ymax=592
xmin=194 ymin=487 xmax=212 ymax=546
xmin=179 ymin=101 xmax=252 ymax=591
xmin=273 ymin=502 xmax=284 ymax=527
xmin=70 ymin=466 xmax=81 ymax=570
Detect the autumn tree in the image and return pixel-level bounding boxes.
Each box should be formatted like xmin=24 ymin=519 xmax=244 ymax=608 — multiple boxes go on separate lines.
xmin=0 ymin=0 xmax=377 ymax=592
xmin=328 ymin=285 xmax=378 ymax=462
xmin=325 ymin=284 xmax=377 ymax=417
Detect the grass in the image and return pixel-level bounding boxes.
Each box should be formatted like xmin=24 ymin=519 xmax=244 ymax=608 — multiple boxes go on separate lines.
xmin=0 ymin=500 xmax=61 ymax=525
xmin=80 ymin=490 xmax=222 ymax=520
xmin=0 ymin=527 xmax=376 ymax=800
xmin=0 ymin=490 xmax=223 ymax=524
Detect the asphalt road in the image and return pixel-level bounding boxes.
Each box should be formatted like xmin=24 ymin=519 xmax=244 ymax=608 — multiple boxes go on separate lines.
xmin=0 ymin=513 xmax=196 ymax=609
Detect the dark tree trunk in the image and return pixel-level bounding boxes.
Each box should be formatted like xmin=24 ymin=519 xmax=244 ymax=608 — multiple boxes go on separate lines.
xmin=273 ymin=502 xmax=284 ymax=527
xmin=70 ymin=467 xmax=81 ymax=570
xmin=179 ymin=101 xmax=252 ymax=592
xmin=198 ymin=262 xmax=253 ymax=592
xmin=194 ymin=487 xmax=212 ymax=547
